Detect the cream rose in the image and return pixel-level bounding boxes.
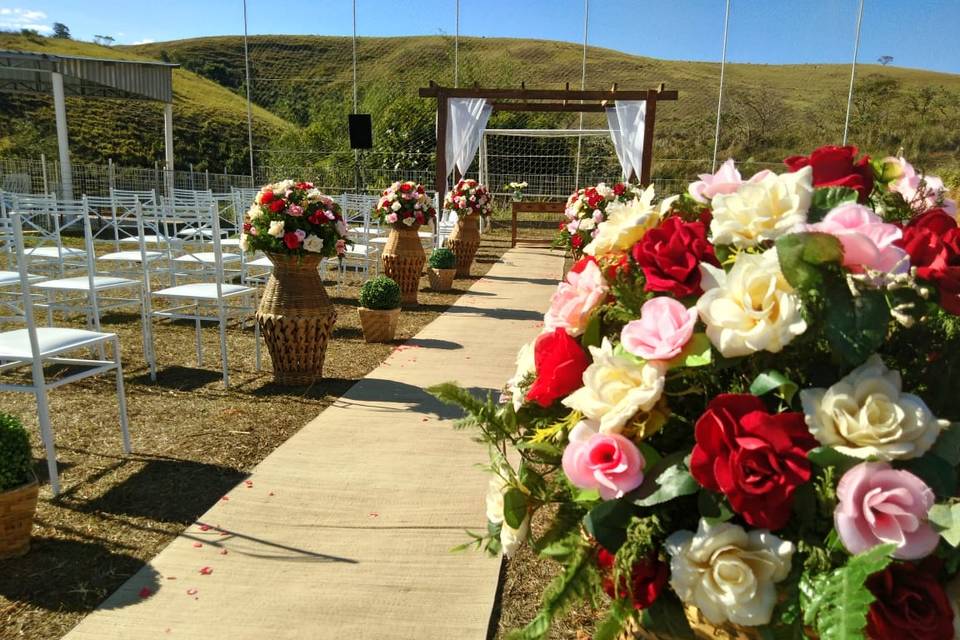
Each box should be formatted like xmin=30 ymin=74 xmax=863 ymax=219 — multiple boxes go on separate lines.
xmin=500 ymin=514 xmax=530 ymax=558
xmin=484 ymin=472 xmax=529 ymax=557
xmin=666 ymin=519 xmax=794 ymax=627
xmin=505 ymin=341 xmax=536 ymax=412
xmin=247 ymin=203 xmax=263 ymax=221
xmin=561 ymin=338 xmax=665 ymax=434
xmin=302 ymin=234 xmax=324 ymax=253
xmin=696 ymin=248 xmax=807 ymax=358
xmin=710 ymin=166 xmax=813 ymax=248
xmin=239 ymin=233 xmax=249 ymax=252
xmin=800 ymin=354 xmax=948 ymax=460
xmin=583 ymin=185 xmax=659 ymax=257
xmin=267 ymin=220 xmax=285 ymax=237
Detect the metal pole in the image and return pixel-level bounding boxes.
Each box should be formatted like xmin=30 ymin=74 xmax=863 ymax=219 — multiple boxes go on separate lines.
xmin=842 ymin=0 xmax=865 ymax=146
xmin=574 ymin=0 xmax=589 ymax=187
xmin=352 ymin=0 xmax=358 ymax=113
xmin=51 ymin=71 xmax=73 ymax=200
xmin=40 ymin=153 xmax=48 ymax=194
xmin=711 ymin=0 xmax=731 ymax=172
xmin=242 ymin=0 xmax=256 ymax=182
xmin=454 ymin=0 xmax=459 ymax=88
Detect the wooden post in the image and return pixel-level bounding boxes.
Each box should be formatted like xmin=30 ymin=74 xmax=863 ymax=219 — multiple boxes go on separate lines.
xmin=435 ymin=89 xmax=449 ymax=205
xmin=639 ymin=88 xmax=659 ymax=187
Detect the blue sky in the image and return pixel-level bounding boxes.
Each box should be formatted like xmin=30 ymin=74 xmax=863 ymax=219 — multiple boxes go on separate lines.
xmin=2 ymin=1 xmax=958 ymax=74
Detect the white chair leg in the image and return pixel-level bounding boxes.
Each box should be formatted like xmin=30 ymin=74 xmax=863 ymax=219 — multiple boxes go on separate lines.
xmin=195 ymin=304 xmax=203 ymax=366
xmin=34 ymin=383 xmax=60 ymax=496
xmin=218 ymin=308 xmax=229 ymax=388
xmin=113 ymin=337 xmax=132 ymax=454
xmin=254 ymin=303 xmax=261 ymax=373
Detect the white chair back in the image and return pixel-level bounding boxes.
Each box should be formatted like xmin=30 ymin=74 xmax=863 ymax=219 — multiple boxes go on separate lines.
xmin=9 ymin=212 xmax=47 ymax=364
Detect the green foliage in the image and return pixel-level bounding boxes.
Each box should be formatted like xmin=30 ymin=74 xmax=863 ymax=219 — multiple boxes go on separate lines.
xmin=639 ymin=592 xmax=696 ymax=639
xmin=592 ymin=599 xmax=634 ymax=640
xmin=428 ymin=247 xmax=456 ymax=270
xmin=823 ymin=279 xmax=890 ymax=367
xmin=900 ymin=452 xmax=957 ymax=499
xmin=929 ymin=502 xmax=960 ymax=547
xmin=0 ymin=413 xmax=32 ymax=492
xmin=359 ymin=276 xmax=401 ymax=310
xmin=800 ymin=543 xmax=896 ymax=640
xmin=584 ymin=498 xmax=636 ymax=553
xmin=631 ymin=453 xmax=699 ymax=507
xmin=775 ymin=232 xmax=844 ymax=291
xmin=807 ymin=187 xmax=859 ymax=223
xmin=750 ymin=370 xmax=799 ymax=404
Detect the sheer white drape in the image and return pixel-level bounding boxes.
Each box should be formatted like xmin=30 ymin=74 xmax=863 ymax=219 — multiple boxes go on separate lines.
xmin=605 ymin=101 xmax=646 ymax=180
xmin=445 ymin=98 xmax=493 ymax=178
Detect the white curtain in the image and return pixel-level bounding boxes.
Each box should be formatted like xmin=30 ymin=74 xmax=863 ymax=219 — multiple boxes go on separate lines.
xmin=605 ymin=101 xmax=646 ymax=180
xmin=445 ymin=98 xmax=493 ymax=179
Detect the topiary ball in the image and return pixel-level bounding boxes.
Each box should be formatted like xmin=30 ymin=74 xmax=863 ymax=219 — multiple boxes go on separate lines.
xmin=359 ymin=276 xmax=402 ymax=310
xmin=429 ymin=247 xmax=456 ymax=270
xmin=0 ymin=413 xmax=32 ymax=492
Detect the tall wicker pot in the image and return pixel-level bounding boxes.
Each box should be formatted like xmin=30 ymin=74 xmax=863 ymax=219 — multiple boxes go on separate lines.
xmin=446 ymin=214 xmax=481 ymax=277
xmin=620 ymin=605 xmax=769 ymax=640
xmin=256 ymin=252 xmax=337 ymax=386
xmin=381 ymin=224 xmax=425 ymax=306
xmin=0 ymin=477 xmax=38 ymax=559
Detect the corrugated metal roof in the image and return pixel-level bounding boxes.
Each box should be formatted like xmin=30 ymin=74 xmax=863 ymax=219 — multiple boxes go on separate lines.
xmin=0 ymin=49 xmax=178 ymax=102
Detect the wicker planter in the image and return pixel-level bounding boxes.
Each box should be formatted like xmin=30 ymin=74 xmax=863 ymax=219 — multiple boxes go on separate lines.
xmin=620 ymin=605 xmax=767 ymax=640
xmin=428 ymin=267 xmax=456 ymax=291
xmin=381 ymin=224 xmax=425 ymax=306
xmin=446 ymin=214 xmax=481 ymax=277
xmin=357 ymin=307 xmax=400 ymax=343
xmin=256 ymin=252 xmax=337 ymax=386
xmin=0 ymin=476 xmax=38 ymax=560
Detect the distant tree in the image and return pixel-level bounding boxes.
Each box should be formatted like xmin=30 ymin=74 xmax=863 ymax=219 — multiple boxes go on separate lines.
xmin=878 ymin=55 xmax=894 ymax=66
xmin=52 ymin=22 xmax=71 ymax=39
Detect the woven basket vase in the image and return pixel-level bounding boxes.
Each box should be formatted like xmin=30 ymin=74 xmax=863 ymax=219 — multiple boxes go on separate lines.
xmin=620 ymin=606 xmax=764 ymax=640
xmin=256 ymin=252 xmax=337 ymax=386
xmin=446 ymin=214 xmax=481 ymax=277
xmin=428 ymin=268 xmax=456 ymax=291
xmin=357 ymin=307 xmax=400 ymax=343
xmin=381 ymin=224 xmax=426 ymax=306
xmin=0 ymin=477 xmax=39 ymax=560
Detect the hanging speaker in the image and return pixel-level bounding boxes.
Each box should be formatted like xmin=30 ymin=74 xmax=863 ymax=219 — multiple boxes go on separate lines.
xmin=348 ymin=114 xmax=373 ymax=149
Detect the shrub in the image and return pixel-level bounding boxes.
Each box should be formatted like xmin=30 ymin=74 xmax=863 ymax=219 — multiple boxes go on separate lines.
xmin=359 ymin=276 xmax=401 ymax=310
xmin=429 ymin=247 xmax=456 ymax=270
xmin=0 ymin=413 xmax=32 ymax=492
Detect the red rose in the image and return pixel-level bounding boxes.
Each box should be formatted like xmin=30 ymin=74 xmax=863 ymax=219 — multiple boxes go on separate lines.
xmin=269 ymin=199 xmax=285 ymax=213
xmin=569 ymin=256 xmax=596 ymax=274
xmin=632 ymin=216 xmax=719 ymax=298
xmin=282 ymin=232 xmax=302 ymax=250
xmin=526 ymin=328 xmax=590 ymax=407
xmin=613 ymin=183 xmax=626 ymax=196
xmin=866 ymin=562 xmax=954 ymax=640
xmin=606 ymin=254 xmax=630 ymax=280
xmin=690 ymin=394 xmax=816 ymax=530
xmin=897 ymin=209 xmax=960 ymax=315
xmin=570 ymin=234 xmax=585 ymax=250
xmin=399 ymin=183 xmax=412 ymax=193
xmin=260 ymin=191 xmax=274 ymax=204
xmin=784 ymin=145 xmax=874 ymax=202
xmin=242 ymin=222 xmax=252 ymax=232
xmin=596 ymin=548 xmax=667 ymax=610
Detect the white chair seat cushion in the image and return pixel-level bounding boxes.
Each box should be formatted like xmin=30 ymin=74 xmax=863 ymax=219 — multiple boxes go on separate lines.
xmin=118 ymin=235 xmax=168 ymax=244
xmin=220 ymin=238 xmax=242 ymax=247
xmin=370 ymin=237 xmax=389 ymax=245
xmin=344 ymin=244 xmax=375 ymax=256
xmin=99 ymin=250 xmax=164 ymax=262
xmin=33 ymin=276 xmax=138 ymax=291
xmin=0 ymin=327 xmax=113 ymax=359
xmin=0 ymin=270 xmax=42 ymax=286
xmin=173 ymin=252 xmax=241 ymax=264
xmin=24 ymin=246 xmax=86 ymax=258
xmin=153 ymin=283 xmax=254 ymax=299
xmin=246 ymin=256 xmax=273 ymax=267
xmin=177 ymin=228 xmax=216 ymax=238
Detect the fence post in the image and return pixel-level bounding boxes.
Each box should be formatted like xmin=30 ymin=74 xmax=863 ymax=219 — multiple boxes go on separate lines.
xmin=108 ymin=157 xmax=115 ymax=192
xmin=40 ymin=153 xmax=48 ymax=194
xmin=205 ymin=169 xmax=209 ymax=190
xmin=154 ymin=161 xmax=160 ymax=195
xmin=189 ymin=163 xmax=195 ymax=190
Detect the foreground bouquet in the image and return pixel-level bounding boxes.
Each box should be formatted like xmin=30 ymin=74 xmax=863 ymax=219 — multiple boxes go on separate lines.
xmin=444 ymin=179 xmax=494 ymax=217
xmin=242 ymin=179 xmax=349 ymax=257
xmin=374 ymin=180 xmax=437 ymax=228
xmin=556 ymin=182 xmax=648 ymax=257
xmin=433 ymin=147 xmax=960 ymax=640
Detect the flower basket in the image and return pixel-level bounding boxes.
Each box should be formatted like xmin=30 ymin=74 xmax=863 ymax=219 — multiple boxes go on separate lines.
xmin=357 ymin=307 xmax=401 ymax=343
xmin=619 ymin=607 xmax=765 ymax=640
xmin=256 ymin=252 xmax=337 ymax=385
xmin=381 ymin=224 xmax=425 ymax=306
xmin=446 ymin=215 xmax=481 ymax=277
xmin=0 ymin=476 xmax=38 ymax=560
xmin=428 ymin=267 xmax=456 ymax=291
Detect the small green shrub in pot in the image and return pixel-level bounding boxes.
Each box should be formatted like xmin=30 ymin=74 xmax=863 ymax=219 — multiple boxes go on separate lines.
xmin=428 ymin=247 xmax=456 ymax=270
xmin=0 ymin=412 xmax=38 ymax=560
xmin=359 ymin=276 xmax=401 ymax=311
xmin=0 ymin=413 xmax=32 ymax=492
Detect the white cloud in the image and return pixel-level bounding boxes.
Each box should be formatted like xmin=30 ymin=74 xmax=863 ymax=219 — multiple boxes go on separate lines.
xmin=0 ymin=7 xmax=51 ymax=33
xmin=132 ymin=38 xmax=154 ymax=45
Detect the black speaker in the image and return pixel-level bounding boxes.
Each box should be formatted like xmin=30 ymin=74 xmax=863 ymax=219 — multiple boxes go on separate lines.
xmin=348 ymin=114 xmax=373 ymax=149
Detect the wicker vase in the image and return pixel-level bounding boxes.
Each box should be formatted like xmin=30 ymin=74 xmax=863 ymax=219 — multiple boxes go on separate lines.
xmin=446 ymin=214 xmax=481 ymax=277
xmin=0 ymin=477 xmax=38 ymax=560
xmin=619 ymin=606 xmax=764 ymax=640
xmin=357 ymin=307 xmax=400 ymax=343
xmin=381 ymin=224 xmax=425 ymax=306
xmin=428 ymin=267 xmax=456 ymax=291
xmin=256 ymin=252 xmax=337 ymax=385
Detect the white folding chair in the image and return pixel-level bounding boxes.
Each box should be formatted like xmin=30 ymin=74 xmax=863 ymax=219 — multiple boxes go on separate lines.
xmin=0 ymin=212 xmax=130 ymax=496
xmin=15 ymin=194 xmax=87 ymax=278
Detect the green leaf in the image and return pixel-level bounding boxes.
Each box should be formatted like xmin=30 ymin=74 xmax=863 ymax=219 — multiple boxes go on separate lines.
xmin=932 ymin=424 xmax=960 ymax=466
xmin=900 ymin=453 xmax=958 ymax=499
xmin=808 ymin=186 xmax=859 ymax=223
xmin=581 ymin=312 xmax=602 ymax=350
xmin=823 ymin=280 xmax=890 ymax=367
xmin=592 ymin=600 xmax=633 ymax=640
xmin=775 ymin=232 xmax=844 ymax=290
xmin=929 ymin=503 xmax=960 ymax=547
xmin=750 ymin=370 xmax=800 ymax=404
xmin=639 ymin=592 xmax=696 ymax=639
xmin=638 ymin=442 xmax=662 ymax=468
xmin=665 ymin=332 xmax=712 ymax=369
xmin=800 ymin=543 xmax=896 ymax=640
xmin=584 ymin=497 xmax=636 ymax=553
xmin=632 ymin=455 xmax=699 ymax=507
xmin=697 ymin=489 xmax=735 ymax=524
xmin=502 ymin=488 xmax=528 ymax=529
xmin=807 ymin=446 xmax=860 ymax=473
xmin=573 ymin=488 xmax=601 ymax=503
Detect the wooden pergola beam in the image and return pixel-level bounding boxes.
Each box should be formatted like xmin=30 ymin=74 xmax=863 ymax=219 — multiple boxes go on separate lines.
xmin=489 ymin=101 xmax=610 ymax=113
xmin=418 ymin=84 xmax=678 ymax=102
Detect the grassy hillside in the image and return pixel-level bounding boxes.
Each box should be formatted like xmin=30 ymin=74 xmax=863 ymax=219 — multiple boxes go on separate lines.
xmin=0 ymin=33 xmax=294 ymax=172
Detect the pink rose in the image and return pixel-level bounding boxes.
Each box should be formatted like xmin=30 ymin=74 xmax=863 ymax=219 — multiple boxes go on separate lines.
xmin=385 ymin=212 xmax=398 ymax=224
xmin=688 ymin=159 xmax=773 ymax=204
xmin=802 ymin=203 xmax=909 ymax=274
xmin=886 ymin=156 xmax=958 ymax=217
xmin=562 ymin=420 xmax=645 ymax=500
xmin=835 ymin=461 xmax=939 ymax=560
xmin=287 ymin=204 xmax=304 ymax=217
xmin=544 ymin=259 xmax=609 ymax=336
xmin=621 ymin=297 xmax=697 ymax=361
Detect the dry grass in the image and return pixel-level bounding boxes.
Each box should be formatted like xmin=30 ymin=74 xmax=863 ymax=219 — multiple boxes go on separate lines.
xmin=0 ymin=233 xmax=512 ymax=640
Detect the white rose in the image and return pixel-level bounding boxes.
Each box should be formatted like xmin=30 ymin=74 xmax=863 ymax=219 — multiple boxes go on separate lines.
xmin=485 ymin=473 xmax=506 ymax=524
xmin=302 ymin=234 xmax=324 ymax=253
xmin=696 ymin=248 xmax=806 ymax=358
xmin=506 ymin=341 xmax=537 ymax=412
xmin=800 ymin=354 xmax=948 ymax=460
xmin=578 ymin=217 xmax=596 ymax=231
xmin=562 ymin=338 xmax=665 ymax=434
xmin=391 ymin=201 xmax=402 ymax=211
xmin=239 ymin=233 xmax=249 ymax=252
xmin=267 ymin=220 xmax=285 ymax=237
xmin=500 ymin=513 xmax=530 ymax=558
xmin=710 ymin=167 xmax=813 ymax=248
xmin=402 ymin=216 xmax=415 ymax=226
xmin=666 ymin=519 xmax=794 ymax=627
xmin=583 ymin=185 xmax=659 ymax=257
xmin=246 ymin=204 xmax=263 ymax=221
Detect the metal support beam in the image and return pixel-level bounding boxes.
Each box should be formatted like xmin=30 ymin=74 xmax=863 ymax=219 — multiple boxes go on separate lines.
xmin=163 ymin=102 xmax=174 ymax=198
xmin=51 ymin=71 xmax=72 ymax=200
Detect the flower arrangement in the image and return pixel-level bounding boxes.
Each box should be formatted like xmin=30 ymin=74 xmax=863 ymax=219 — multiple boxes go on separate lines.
xmin=506 ymin=180 xmax=529 ymax=201
xmin=433 ymin=146 xmax=960 ymax=640
xmin=0 ymin=413 xmax=32 ymax=492
xmin=374 ymin=181 xmax=437 ymax=228
xmin=242 ymin=180 xmax=349 ymax=258
xmin=428 ymin=247 xmax=456 ymax=270
xmin=443 ymin=179 xmax=494 ymax=218
xmin=358 ymin=275 xmax=401 ymax=311
xmin=555 ymin=182 xmax=648 ymax=256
